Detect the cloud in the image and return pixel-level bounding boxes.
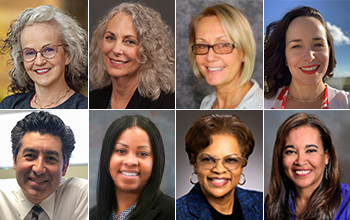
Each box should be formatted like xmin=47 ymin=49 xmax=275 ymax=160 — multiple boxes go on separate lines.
xmin=326 ymin=22 xmax=350 ymax=46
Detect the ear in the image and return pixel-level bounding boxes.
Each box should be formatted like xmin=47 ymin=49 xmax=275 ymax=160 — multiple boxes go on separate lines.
xmin=325 ymin=149 xmax=330 ymax=165
xmin=62 ymin=161 xmax=69 ymax=176
xmin=13 ymin=156 xmax=16 ymax=170
xmin=64 ymin=46 xmax=71 ymax=65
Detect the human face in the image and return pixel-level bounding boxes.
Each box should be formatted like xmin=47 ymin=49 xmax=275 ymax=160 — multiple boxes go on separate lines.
xmin=109 ymin=127 xmax=153 ymax=195
xmin=194 ymin=134 xmax=243 ymax=200
xmin=20 ymin=23 xmax=70 ymax=89
xmin=282 ymin=126 xmax=329 ymax=192
xmin=102 ymin=13 xmax=141 ymax=80
xmin=285 ymin=16 xmax=329 ymax=87
xmin=195 ymin=16 xmax=245 ymax=88
xmin=13 ymin=132 xmax=68 ymax=204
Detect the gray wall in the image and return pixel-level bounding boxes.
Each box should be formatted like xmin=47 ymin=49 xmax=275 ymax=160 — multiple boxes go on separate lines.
xmin=264 ymin=110 xmax=350 ymax=196
xmin=176 ymin=0 xmax=264 ymax=109
xmin=89 ymin=110 xmax=175 ymax=207
xmin=176 ymin=110 xmax=263 ymax=199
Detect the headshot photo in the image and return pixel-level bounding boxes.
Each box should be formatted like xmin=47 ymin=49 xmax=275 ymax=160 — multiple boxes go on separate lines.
xmin=0 ymin=110 xmax=89 ymax=219
xmin=89 ymin=0 xmax=175 ymax=109
xmin=176 ymin=0 xmax=263 ymax=109
xmin=176 ymin=110 xmax=263 ymax=219
xmin=89 ymin=110 xmax=175 ymax=219
xmin=264 ymin=1 xmax=350 ymax=109
xmin=0 ymin=1 xmax=88 ymax=109
xmin=264 ymin=110 xmax=350 ymax=219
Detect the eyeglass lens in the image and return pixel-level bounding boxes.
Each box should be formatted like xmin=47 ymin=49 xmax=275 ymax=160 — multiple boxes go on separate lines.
xmin=192 ymin=43 xmax=234 ymax=55
xmin=197 ymin=153 xmax=242 ymax=170
xmin=21 ymin=45 xmax=59 ymax=62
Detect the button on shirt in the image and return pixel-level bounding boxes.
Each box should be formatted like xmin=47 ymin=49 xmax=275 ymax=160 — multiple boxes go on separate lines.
xmin=0 ymin=177 xmax=88 ymax=220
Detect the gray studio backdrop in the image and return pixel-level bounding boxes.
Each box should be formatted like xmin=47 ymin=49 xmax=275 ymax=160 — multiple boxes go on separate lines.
xmin=176 ymin=110 xmax=263 ymax=199
xmin=264 ymin=110 xmax=350 ymax=196
xmin=89 ymin=110 xmax=175 ymax=207
xmin=176 ymin=0 xmax=264 ymax=109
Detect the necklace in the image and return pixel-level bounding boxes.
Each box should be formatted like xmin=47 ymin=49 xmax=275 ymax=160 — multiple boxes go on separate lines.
xmin=214 ymin=96 xmax=238 ymax=109
xmin=34 ymin=87 xmax=71 ymax=109
xmin=288 ymin=88 xmax=325 ymax=103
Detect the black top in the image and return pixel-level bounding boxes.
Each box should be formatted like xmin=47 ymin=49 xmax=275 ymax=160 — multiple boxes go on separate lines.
xmin=0 ymin=91 xmax=87 ymax=109
xmin=89 ymin=84 xmax=175 ymax=109
xmin=207 ymin=194 xmax=244 ymax=220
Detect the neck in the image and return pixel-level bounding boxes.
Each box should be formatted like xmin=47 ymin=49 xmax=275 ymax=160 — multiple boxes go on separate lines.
xmin=115 ymin=189 xmax=139 ymax=215
xmin=33 ymin=81 xmax=72 ymax=108
xmin=289 ymin=80 xmax=325 ymax=101
xmin=203 ymin=187 xmax=235 ymax=215
xmin=110 ymin=76 xmax=138 ymax=109
xmin=295 ymin=188 xmax=313 ymax=215
xmin=214 ymin=80 xmax=252 ymax=109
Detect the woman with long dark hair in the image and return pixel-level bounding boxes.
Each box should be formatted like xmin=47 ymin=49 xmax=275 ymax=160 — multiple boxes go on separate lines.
xmin=265 ymin=113 xmax=350 ymax=219
xmin=89 ymin=115 xmax=174 ymax=220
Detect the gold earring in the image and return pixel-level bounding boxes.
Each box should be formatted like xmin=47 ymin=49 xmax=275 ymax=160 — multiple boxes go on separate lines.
xmin=24 ymin=72 xmax=30 ymax=82
xmin=238 ymin=173 xmax=246 ymax=185
xmin=189 ymin=172 xmax=198 ymax=185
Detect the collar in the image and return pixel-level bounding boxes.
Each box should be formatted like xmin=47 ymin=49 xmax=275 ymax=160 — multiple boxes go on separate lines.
xmin=110 ymin=202 xmax=137 ymax=220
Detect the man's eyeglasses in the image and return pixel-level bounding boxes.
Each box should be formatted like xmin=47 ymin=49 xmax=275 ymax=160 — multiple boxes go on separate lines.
xmin=197 ymin=153 xmax=244 ymax=170
xmin=19 ymin=44 xmax=65 ymax=62
xmin=192 ymin=43 xmax=235 ymax=55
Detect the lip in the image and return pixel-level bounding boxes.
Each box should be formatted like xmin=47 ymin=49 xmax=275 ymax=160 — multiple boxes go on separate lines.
xmin=299 ymin=65 xmax=320 ymax=75
xmin=208 ymin=177 xmax=230 ymax=187
xmin=293 ymin=169 xmax=312 ymax=176
xmin=206 ymin=66 xmax=225 ymax=73
xmin=109 ymin=58 xmax=129 ymax=66
xmin=28 ymin=177 xmax=48 ymax=185
xmin=34 ymin=68 xmax=51 ymax=75
xmin=119 ymin=170 xmax=139 ymax=179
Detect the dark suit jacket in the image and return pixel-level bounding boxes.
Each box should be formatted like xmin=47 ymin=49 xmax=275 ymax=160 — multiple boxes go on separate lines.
xmin=89 ymin=84 xmax=175 ymax=109
xmin=176 ymin=184 xmax=263 ymax=220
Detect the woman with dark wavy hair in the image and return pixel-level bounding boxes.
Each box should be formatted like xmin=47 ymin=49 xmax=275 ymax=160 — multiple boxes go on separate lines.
xmin=89 ymin=3 xmax=175 ymax=109
xmin=265 ymin=113 xmax=350 ymax=219
xmin=0 ymin=5 xmax=87 ymax=109
xmin=89 ymin=115 xmax=174 ymax=220
xmin=264 ymin=6 xmax=349 ymax=109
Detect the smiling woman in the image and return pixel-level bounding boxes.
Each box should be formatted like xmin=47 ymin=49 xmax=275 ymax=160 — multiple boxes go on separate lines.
xmin=0 ymin=5 xmax=88 ymax=109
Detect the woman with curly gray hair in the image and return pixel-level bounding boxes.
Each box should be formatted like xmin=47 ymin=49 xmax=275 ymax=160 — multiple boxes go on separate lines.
xmin=89 ymin=2 xmax=175 ymax=109
xmin=0 ymin=5 xmax=87 ymax=109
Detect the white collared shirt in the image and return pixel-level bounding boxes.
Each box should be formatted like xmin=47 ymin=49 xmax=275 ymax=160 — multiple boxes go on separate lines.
xmin=0 ymin=177 xmax=88 ymax=220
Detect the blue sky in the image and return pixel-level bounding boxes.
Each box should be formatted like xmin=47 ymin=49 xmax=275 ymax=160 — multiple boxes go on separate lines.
xmin=264 ymin=0 xmax=350 ymax=78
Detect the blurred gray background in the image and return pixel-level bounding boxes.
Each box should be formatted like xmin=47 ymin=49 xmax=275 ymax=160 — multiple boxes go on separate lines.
xmin=176 ymin=110 xmax=263 ymax=199
xmin=176 ymin=0 xmax=264 ymax=109
xmin=264 ymin=110 xmax=350 ymax=196
xmin=89 ymin=110 xmax=175 ymax=207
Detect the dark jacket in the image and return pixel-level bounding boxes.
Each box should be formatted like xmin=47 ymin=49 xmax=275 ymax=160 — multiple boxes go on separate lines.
xmin=176 ymin=184 xmax=263 ymax=220
xmin=89 ymin=84 xmax=175 ymax=109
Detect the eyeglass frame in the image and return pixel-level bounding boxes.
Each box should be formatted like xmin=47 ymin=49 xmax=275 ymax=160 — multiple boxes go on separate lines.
xmin=18 ymin=44 xmax=66 ymax=62
xmin=196 ymin=153 xmax=245 ymax=171
xmin=191 ymin=43 xmax=236 ymax=55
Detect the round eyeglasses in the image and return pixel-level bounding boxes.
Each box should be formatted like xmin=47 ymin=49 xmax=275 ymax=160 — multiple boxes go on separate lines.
xmin=19 ymin=44 xmax=65 ymax=62
xmin=192 ymin=43 xmax=235 ymax=55
xmin=197 ymin=153 xmax=244 ymax=170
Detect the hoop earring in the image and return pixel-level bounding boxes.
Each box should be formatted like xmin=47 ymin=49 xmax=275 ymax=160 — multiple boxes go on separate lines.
xmin=189 ymin=172 xmax=198 ymax=185
xmin=65 ymin=65 xmax=70 ymax=76
xmin=24 ymin=72 xmax=30 ymax=82
xmin=325 ymin=164 xmax=329 ymax=180
xmin=238 ymin=173 xmax=246 ymax=185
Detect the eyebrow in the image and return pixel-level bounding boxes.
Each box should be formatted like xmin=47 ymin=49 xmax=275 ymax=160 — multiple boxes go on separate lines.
xmin=195 ymin=36 xmax=228 ymax=42
xmin=104 ymin=31 xmax=138 ymax=39
xmin=287 ymin=37 xmax=326 ymax=45
xmin=115 ymin=142 xmax=151 ymax=149
xmin=22 ymin=148 xmax=60 ymax=157
xmin=284 ymin=144 xmax=319 ymax=150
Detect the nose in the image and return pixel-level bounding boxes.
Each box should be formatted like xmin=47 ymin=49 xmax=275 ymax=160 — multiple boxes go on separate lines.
xmin=32 ymin=157 xmax=46 ymax=175
xmin=205 ymin=47 xmax=218 ymax=62
xmin=34 ymin=52 xmax=47 ymax=65
xmin=112 ymin=41 xmax=125 ymax=55
xmin=303 ymin=47 xmax=316 ymax=62
xmin=212 ymin=159 xmax=227 ymax=173
xmin=124 ymin=153 xmax=138 ymax=166
xmin=295 ymin=152 xmax=306 ymax=165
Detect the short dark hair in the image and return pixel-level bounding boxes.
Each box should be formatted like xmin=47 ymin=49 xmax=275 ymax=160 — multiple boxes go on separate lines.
xmin=264 ymin=6 xmax=336 ymax=98
xmin=11 ymin=111 xmax=75 ymax=168
xmin=90 ymin=115 xmax=165 ymax=220
xmin=185 ymin=114 xmax=255 ymax=167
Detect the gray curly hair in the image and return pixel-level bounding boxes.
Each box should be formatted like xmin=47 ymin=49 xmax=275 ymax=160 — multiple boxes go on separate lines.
xmin=89 ymin=2 xmax=175 ymax=100
xmin=1 ymin=5 xmax=88 ymax=93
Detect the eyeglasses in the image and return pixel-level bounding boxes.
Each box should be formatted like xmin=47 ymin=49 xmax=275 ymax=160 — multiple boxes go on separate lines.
xmin=197 ymin=153 xmax=244 ymax=170
xmin=19 ymin=44 xmax=65 ymax=62
xmin=192 ymin=43 xmax=235 ymax=55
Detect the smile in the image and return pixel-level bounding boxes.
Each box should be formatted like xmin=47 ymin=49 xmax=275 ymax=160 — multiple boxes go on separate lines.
xmin=299 ymin=65 xmax=320 ymax=75
xmin=294 ymin=169 xmax=312 ymax=176
xmin=35 ymin=68 xmax=50 ymax=75
xmin=207 ymin=67 xmax=224 ymax=73
xmin=120 ymin=171 xmax=139 ymax=176
xmin=208 ymin=177 xmax=229 ymax=187
xmin=28 ymin=177 xmax=47 ymax=183
xmin=110 ymin=58 xmax=129 ymax=65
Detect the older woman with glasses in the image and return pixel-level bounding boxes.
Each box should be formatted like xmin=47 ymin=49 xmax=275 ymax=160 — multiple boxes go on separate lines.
xmin=0 ymin=5 xmax=87 ymax=109
xmin=176 ymin=114 xmax=262 ymax=219
xmin=188 ymin=3 xmax=263 ymax=109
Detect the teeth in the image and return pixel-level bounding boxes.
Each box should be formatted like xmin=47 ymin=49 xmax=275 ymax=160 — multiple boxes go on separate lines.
xmin=295 ymin=170 xmax=311 ymax=175
xmin=301 ymin=66 xmax=318 ymax=71
xmin=121 ymin=172 xmax=138 ymax=176
xmin=111 ymin=59 xmax=127 ymax=64
xmin=208 ymin=67 xmax=223 ymax=71
xmin=212 ymin=179 xmax=226 ymax=183
xmin=36 ymin=69 xmax=49 ymax=73
xmin=30 ymin=178 xmax=46 ymax=183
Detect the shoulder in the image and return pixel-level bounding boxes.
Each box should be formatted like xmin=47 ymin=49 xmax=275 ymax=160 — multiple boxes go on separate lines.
xmin=89 ymin=85 xmax=112 ymax=109
xmin=236 ymin=187 xmax=263 ymax=219
xmin=264 ymin=87 xmax=286 ymax=109
xmin=239 ymin=80 xmax=263 ymax=109
xmin=57 ymin=177 xmax=88 ymax=196
xmin=327 ymin=85 xmax=350 ymax=109
xmin=60 ymin=93 xmax=87 ymax=109
xmin=153 ymin=193 xmax=175 ymax=219
xmin=236 ymin=187 xmax=263 ymax=201
xmin=0 ymin=92 xmax=33 ymax=109
xmin=200 ymin=92 xmax=216 ymax=109
xmin=154 ymin=91 xmax=175 ymax=109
